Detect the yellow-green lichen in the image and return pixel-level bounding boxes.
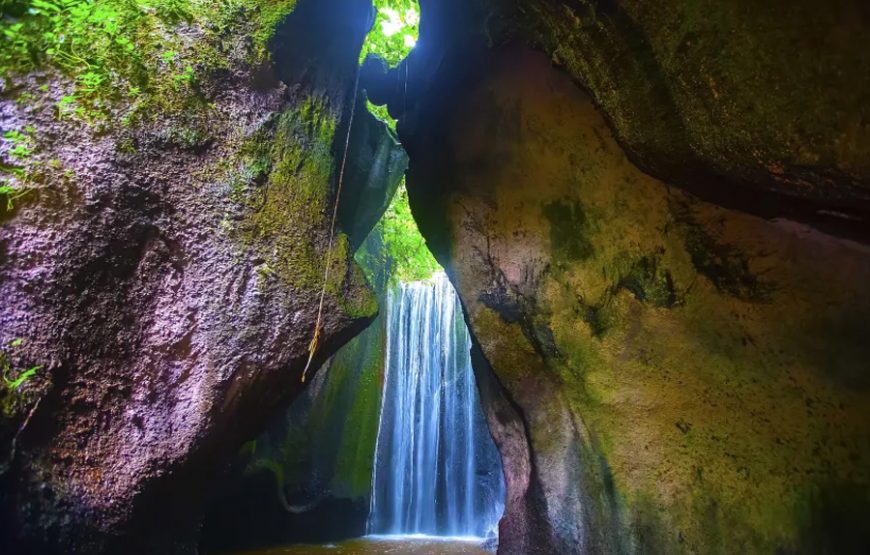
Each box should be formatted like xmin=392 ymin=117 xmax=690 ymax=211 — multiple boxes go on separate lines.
xmin=232 ymin=95 xmax=339 ymax=290
xmin=216 ymin=93 xmax=376 ymax=320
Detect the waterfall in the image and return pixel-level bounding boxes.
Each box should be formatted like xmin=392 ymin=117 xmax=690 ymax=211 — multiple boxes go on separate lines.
xmin=368 ymin=272 xmax=505 ymax=538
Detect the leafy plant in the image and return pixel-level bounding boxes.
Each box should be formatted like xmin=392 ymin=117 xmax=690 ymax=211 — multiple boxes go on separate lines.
xmin=4 ymin=366 xmax=39 ymax=391
xmin=376 ymin=179 xmax=439 ymax=283
xmin=1 ymin=128 xmax=36 ymax=209
xmin=0 ymin=339 xmax=41 ymax=392
xmin=0 ymin=1 xmax=299 ymax=124
xmin=0 ymin=183 xmax=25 ymax=210
xmin=359 ymin=0 xmax=418 ymax=127
xmin=360 ymin=0 xmax=419 ymax=67
xmin=2 ymin=130 xmax=33 ymax=160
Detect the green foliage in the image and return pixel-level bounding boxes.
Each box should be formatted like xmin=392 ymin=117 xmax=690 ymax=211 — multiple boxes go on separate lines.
xmin=366 ymin=99 xmax=393 ymax=127
xmin=359 ymin=0 xmax=418 ymax=128
xmin=1 ymin=127 xmax=41 ymax=209
xmin=359 ymin=0 xmax=418 ymax=67
xmin=375 ymin=179 xmax=439 ymax=283
xmin=1 ymin=128 xmax=34 ymax=200
xmin=0 ymin=0 xmax=298 ymax=124
xmin=0 ymin=184 xmax=22 ymax=210
xmin=0 ymin=339 xmax=41 ymax=392
xmin=2 ymin=129 xmax=34 ymax=160
xmin=355 ymin=1 xmax=432 ymax=280
xmin=5 ymin=366 xmax=39 ymax=390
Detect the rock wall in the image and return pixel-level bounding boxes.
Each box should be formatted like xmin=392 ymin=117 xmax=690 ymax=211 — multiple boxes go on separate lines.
xmin=200 ymin=231 xmax=390 ymax=551
xmin=0 ymin=1 xmax=393 ymax=553
xmin=396 ymin=2 xmax=870 ymax=552
xmin=485 ymin=0 xmax=870 ymax=237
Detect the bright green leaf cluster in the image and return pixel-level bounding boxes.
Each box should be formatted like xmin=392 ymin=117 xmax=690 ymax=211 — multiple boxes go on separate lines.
xmin=0 ymin=183 xmax=28 ymax=210
xmin=0 ymin=339 xmax=41 ymax=392
xmin=359 ymin=0 xmax=418 ymax=127
xmin=359 ymin=0 xmax=419 ymax=67
xmin=0 ymin=128 xmax=36 ymax=209
xmin=376 ymin=179 xmax=439 ymax=283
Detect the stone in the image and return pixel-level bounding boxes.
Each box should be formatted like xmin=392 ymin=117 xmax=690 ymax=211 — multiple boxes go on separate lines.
xmin=403 ymin=41 xmax=870 ymax=554
xmin=0 ymin=1 xmax=395 ymax=553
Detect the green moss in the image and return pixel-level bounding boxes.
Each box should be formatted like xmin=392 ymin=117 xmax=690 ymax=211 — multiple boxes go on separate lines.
xmin=542 ymin=200 xmax=594 ymax=262
xmin=330 ymin=320 xmax=385 ymax=496
xmin=339 ymin=248 xmax=379 ymax=319
xmin=272 ymin=313 xmax=385 ymax=501
xmin=231 ymin=95 xmax=341 ymax=291
xmin=0 ymin=1 xmax=298 ymax=126
xmin=153 ymin=124 xmax=212 ymax=151
xmin=214 ymin=92 xmax=376 ymax=320
xmin=683 ymin=224 xmax=773 ymax=302
xmin=615 ymin=254 xmax=678 ymax=308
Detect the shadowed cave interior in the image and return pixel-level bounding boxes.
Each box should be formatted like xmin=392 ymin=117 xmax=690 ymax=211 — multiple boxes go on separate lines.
xmin=1 ymin=0 xmax=870 ymax=554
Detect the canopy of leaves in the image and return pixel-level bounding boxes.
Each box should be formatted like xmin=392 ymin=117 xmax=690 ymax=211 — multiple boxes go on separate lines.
xmin=372 ymin=179 xmax=439 ymax=284
xmin=359 ymin=0 xmax=418 ymax=67
xmin=359 ymin=0 xmax=418 ymax=126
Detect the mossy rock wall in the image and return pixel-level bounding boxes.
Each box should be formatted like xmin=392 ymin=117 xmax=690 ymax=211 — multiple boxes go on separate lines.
xmin=201 ymin=230 xmax=390 ymax=551
xmin=0 ymin=0 xmax=390 ymax=553
xmin=480 ymin=0 xmax=870 ymax=236
xmin=404 ymin=45 xmax=870 ymax=554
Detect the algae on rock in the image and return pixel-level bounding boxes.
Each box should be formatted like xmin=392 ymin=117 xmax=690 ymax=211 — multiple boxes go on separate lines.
xmin=201 ymin=229 xmax=392 ymax=550
xmin=0 ymin=0 xmax=390 ymax=553
xmin=401 ymin=39 xmax=870 ymax=555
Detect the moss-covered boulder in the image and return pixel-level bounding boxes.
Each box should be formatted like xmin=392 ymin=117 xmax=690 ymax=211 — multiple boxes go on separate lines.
xmin=200 ymin=231 xmax=390 ymax=551
xmin=462 ymin=0 xmax=870 ymax=237
xmin=0 ymin=0 xmax=394 ymax=553
xmin=401 ymin=33 xmax=870 ymax=555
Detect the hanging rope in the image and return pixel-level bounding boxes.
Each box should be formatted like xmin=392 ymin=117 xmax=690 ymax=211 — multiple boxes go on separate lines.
xmin=301 ymin=65 xmax=362 ymax=383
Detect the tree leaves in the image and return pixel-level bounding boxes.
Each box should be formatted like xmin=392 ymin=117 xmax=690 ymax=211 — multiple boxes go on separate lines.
xmin=360 ymin=0 xmax=418 ymax=68
xmin=378 ymin=179 xmax=439 ymax=283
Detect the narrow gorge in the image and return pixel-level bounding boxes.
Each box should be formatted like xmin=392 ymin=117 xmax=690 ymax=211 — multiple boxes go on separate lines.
xmin=1 ymin=1 xmax=869 ymax=554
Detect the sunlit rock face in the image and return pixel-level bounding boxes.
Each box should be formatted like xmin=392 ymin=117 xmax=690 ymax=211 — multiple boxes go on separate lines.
xmin=396 ymin=2 xmax=870 ymax=551
xmin=0 ymin=0 xmax=397 ymax=553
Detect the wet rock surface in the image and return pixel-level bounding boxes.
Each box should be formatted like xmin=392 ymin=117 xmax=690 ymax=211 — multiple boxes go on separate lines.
xmin=0 ymin=1 xmax=395 ymax=553
xmin=226 ymin=536 xmax=491 ymax=555
xmin=200 ymin=232 xmax=389 ymax=552
xmin=397 ymin=7 xmax=870 ymax=553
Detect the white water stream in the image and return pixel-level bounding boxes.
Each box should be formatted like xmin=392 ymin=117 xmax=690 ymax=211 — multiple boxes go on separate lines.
xmin=368 ymin=273 xmax=504 ymax=538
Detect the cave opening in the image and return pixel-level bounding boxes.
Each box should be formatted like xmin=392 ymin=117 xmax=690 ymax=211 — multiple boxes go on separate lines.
xmin=3 ymin=0 xmax=869 ymax=552
xmin=199 ymin=1 xmax=507 ymax=553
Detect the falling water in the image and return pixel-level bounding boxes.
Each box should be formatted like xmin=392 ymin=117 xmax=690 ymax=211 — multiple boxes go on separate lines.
xmin=368 ymin=272 xmax=505 ymax=538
